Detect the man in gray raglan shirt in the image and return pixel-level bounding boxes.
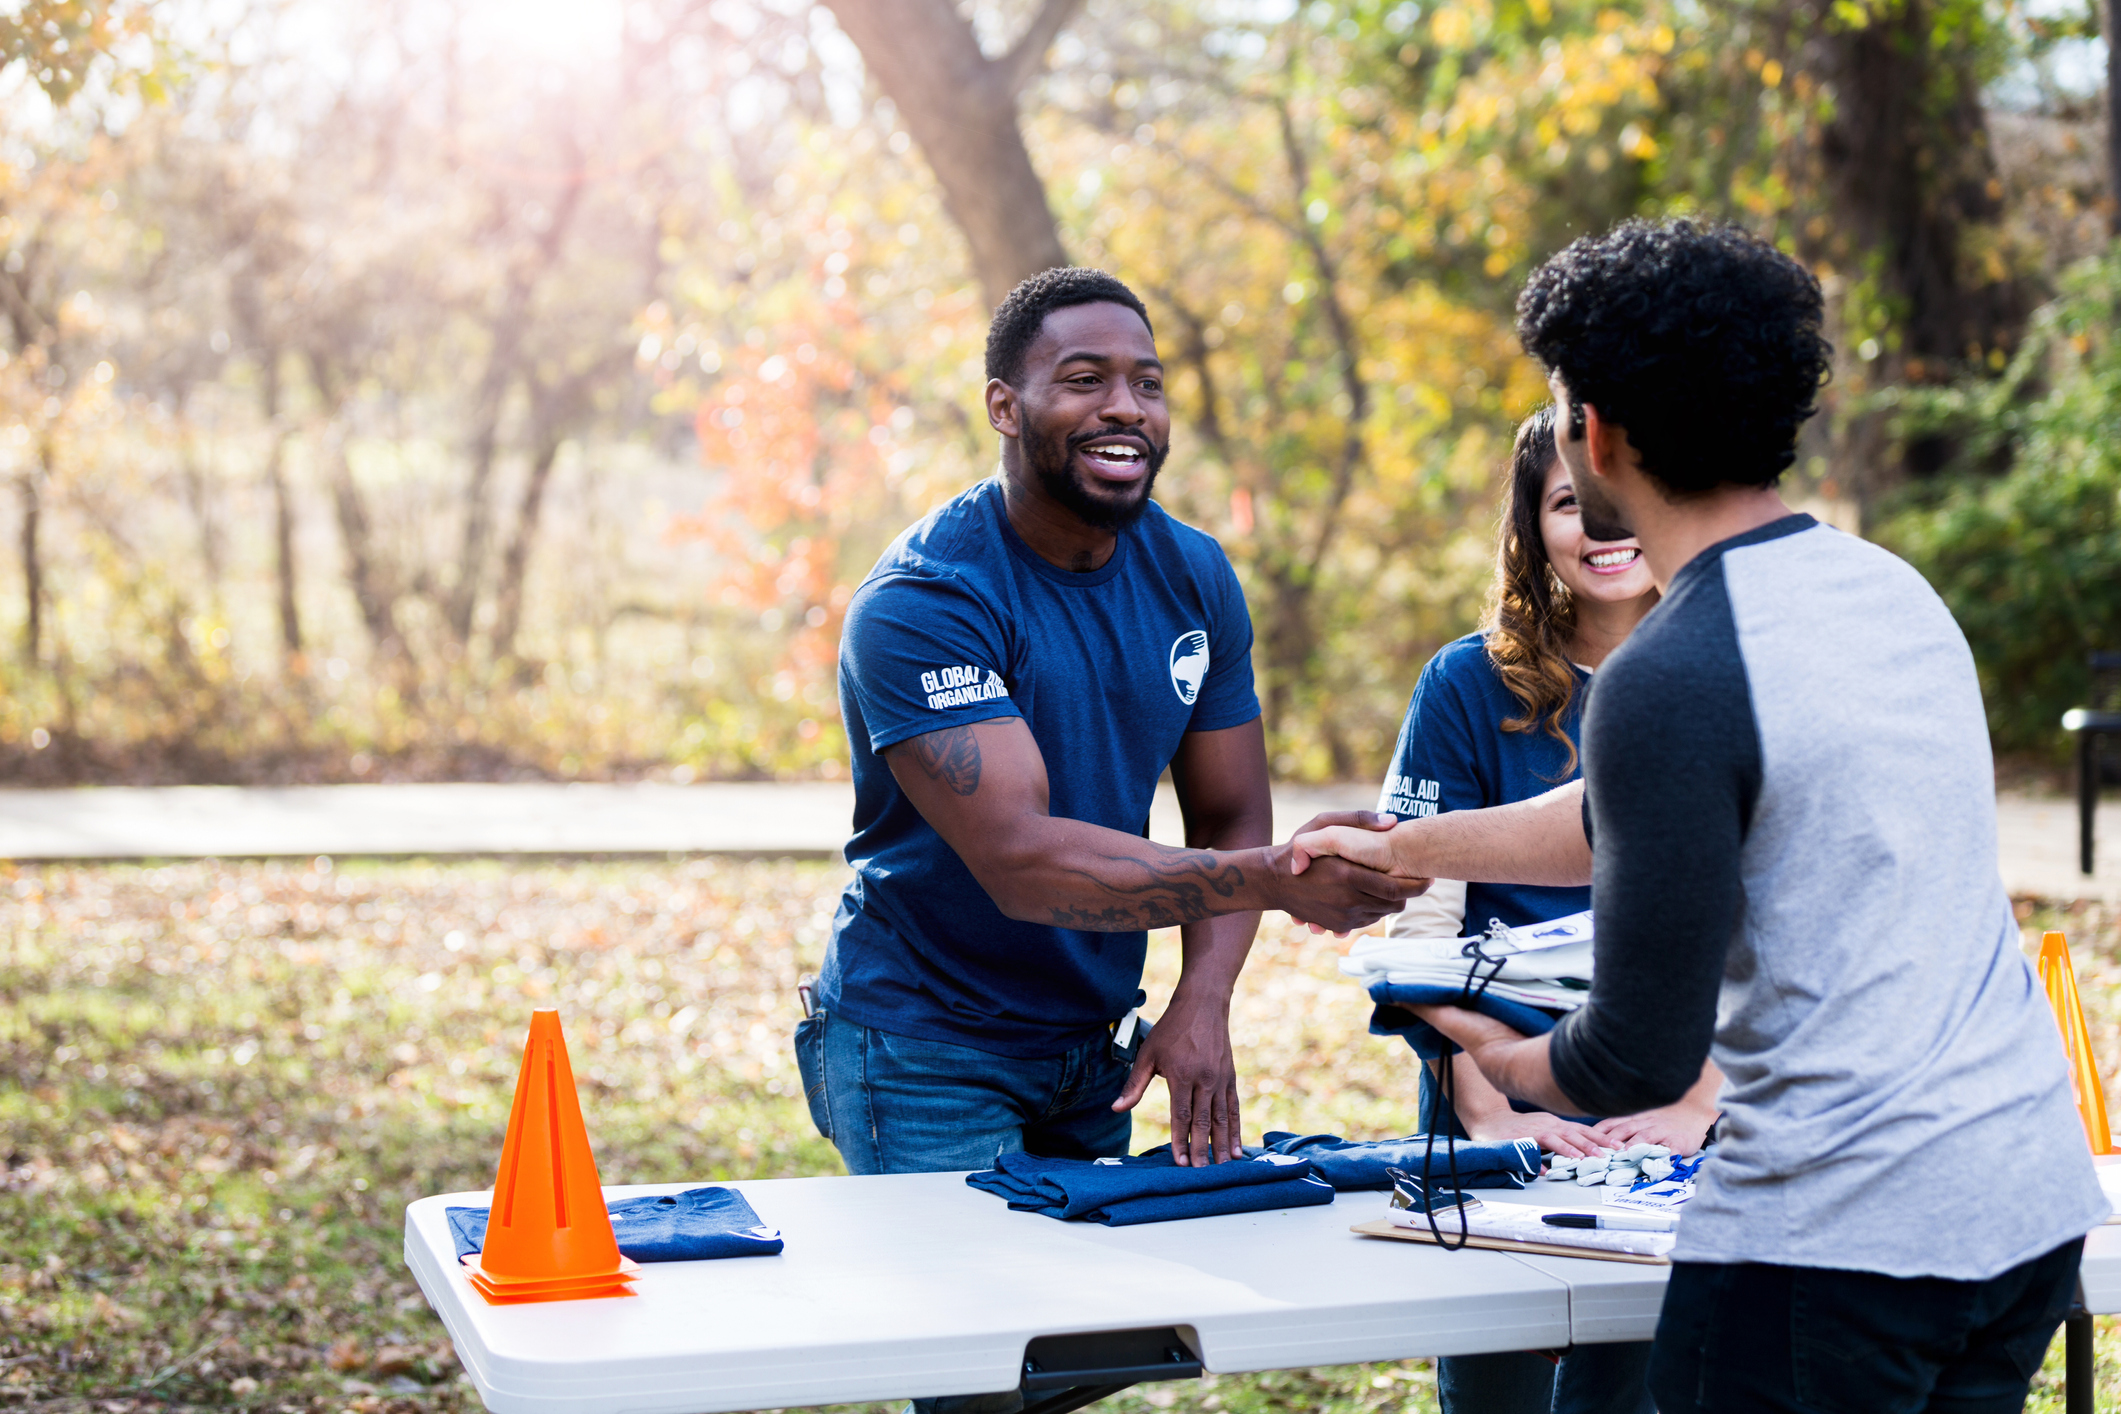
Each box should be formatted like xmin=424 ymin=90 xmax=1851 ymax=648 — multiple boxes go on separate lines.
xmin=1298 ymin=220 xmax=2107 ymax=1412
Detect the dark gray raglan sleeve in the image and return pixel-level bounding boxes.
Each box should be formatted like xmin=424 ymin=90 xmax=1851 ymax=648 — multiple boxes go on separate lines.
xmin=1546 ymin=562 xmax=1763 ymax=1118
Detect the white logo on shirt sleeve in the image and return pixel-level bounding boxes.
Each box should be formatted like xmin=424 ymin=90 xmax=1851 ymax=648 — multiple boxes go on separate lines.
xmin=920 ymin=664 xmax=1010 ymax=710
xmin=1380 ymin=773 xmax=1441 ymax=818
xmin=1169 ymin=631 xmax=1211 ymax=705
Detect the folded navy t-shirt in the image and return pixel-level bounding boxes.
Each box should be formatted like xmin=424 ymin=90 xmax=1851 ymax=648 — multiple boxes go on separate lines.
xmin=447 ymin=1186 xmax=784 ymax=1263
xmin=968 ymin=1148 xmax=1332 ymax=1226
xmin=1254 ymin=1130 xmax=1541 ymax=1190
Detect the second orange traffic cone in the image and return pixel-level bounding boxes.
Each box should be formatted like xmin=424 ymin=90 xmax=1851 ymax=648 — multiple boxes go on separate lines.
xmin=2038 ymin=931 xmax=2115 ymax=1155
xmin=469 ymin=1009 xmax=635 ymax=1303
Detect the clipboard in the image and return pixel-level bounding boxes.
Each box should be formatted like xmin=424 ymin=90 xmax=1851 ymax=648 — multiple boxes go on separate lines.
xmin=1350 ymin=1217 xmax=1672 ymax=1266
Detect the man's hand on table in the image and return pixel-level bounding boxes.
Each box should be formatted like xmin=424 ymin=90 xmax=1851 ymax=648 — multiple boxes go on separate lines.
xmin=1273 ymin=811 xmax=1430 ymax=935
xmin=1113 ymin=991 xmax=1243 ymax=1166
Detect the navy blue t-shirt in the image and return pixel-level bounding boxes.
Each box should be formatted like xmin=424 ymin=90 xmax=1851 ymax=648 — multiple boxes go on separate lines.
xmin=1377 ymin=631 xmax=1590 ymax=932
xmin=821 ymin=477 xmax=1261 ymax=1057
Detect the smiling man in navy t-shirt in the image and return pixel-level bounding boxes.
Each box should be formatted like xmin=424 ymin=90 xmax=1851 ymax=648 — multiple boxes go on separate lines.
xmin=795 ymin=269 xmax=1417 ymax=1190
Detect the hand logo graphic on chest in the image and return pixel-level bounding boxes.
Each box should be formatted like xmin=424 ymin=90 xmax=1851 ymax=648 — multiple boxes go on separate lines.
xmin=1169 ymin=631 xmax=1210 ymax=705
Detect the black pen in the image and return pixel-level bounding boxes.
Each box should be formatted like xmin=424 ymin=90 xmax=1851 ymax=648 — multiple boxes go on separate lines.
xmin=1541 ymin=1211 xmax=1676 ymax=1232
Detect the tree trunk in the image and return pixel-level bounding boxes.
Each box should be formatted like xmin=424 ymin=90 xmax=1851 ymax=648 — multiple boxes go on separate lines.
xmin=178 ymin=414 xmax=225 ymax=592
xmin=317 ymin=419 xmax=413 ymax=691
xmin=820 ymin=0 xmax=1078 ymax=307
xmin=489 ymin=427 xmax=563 ymax=669
xmin=16 ymin=463 xmax=39 ymax=664
xmin=1808 ymin=0 xmax=2023 ymax=377
xmin=445 ymin=159 xmax=587 ymax=645
xmin=260 ymin=354 xmax=302 ymax=660
xmin=2110 ymin=0 xmax=2121 ymax=236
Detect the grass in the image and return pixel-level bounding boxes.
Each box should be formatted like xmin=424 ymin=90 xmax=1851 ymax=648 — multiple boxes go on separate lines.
xmin=0 ymin=859 xmax=2115 ymax=1412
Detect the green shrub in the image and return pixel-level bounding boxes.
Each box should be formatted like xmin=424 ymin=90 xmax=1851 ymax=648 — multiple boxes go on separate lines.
xmin=1877 ymin=248 xmax=2121 ymax=754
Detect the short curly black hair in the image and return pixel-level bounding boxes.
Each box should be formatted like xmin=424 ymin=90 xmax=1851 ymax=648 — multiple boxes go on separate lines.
xmin=1516 ymin=220 xmax=1832 ymax=495
xmin=985 ymin=267 xmax=1154 ymax=386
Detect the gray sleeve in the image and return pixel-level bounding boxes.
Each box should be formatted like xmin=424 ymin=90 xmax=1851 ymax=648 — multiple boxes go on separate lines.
xmin=1546 ymin=563 xmax=1762 ymax=1117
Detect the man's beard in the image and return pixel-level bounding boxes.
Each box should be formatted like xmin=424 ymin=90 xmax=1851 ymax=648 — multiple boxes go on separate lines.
xmin=1027 ymin=423 xmax=1168 ymax=530
xmin=1562 ymin=437 xmax=1636 ymax=541
xmin=1575 ymin=471 xmax=1636 ymax=542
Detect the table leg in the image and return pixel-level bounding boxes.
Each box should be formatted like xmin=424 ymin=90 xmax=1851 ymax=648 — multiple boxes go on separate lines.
xmin=1018 ymin=1327 xmax=1199 ymax=1414
xmin=1020 ymin=1383 xmax=1136 ymax=1414
xmin=2067 ymin=1310 xmax=2093 ymax=1414
xmin=2083 ymin=734 xmax=2099 ymax=878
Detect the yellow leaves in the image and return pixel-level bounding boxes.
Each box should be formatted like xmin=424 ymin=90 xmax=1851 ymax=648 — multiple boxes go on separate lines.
xmin=1761 ymin=58 xmax=1785 ymax=89
xmin=1429 ymin=3 xmax=1475 ymax=49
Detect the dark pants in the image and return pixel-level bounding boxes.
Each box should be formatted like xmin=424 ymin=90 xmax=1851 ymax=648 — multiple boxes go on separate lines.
xmin=1439 ymin=1344 xmax=1656 ymax=1414
xmin=1649 ymin=1238 xmax=2085 ymax=1413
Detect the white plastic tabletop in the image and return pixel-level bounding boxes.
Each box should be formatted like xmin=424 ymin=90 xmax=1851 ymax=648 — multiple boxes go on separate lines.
xmin=405 ymin=1172 xmax=1574 ymax=1414
xmin=407 ymin=1170 xmax=2121 ymax=1414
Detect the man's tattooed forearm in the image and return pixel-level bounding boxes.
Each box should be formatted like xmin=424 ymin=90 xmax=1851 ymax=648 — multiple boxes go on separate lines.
xmin=910 ymin=725 xmax=981 ymax=796
xmin=1049 ymin=851 xmax=1247 ymax=930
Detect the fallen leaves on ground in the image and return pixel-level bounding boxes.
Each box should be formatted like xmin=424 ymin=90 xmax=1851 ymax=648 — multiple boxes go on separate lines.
xmin=0 ymin=860 xmax=2114 ymax=1411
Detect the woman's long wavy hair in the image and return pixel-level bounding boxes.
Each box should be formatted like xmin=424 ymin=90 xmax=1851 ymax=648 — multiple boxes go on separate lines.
xmin=1483 ymin=405 xmax=1588 ymax=778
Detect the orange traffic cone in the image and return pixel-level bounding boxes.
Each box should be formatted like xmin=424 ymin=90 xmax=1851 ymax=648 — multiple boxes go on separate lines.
xmin=467 ymin=1010 xmax=635 ymax=1304
xmin=2038 ymin=931 xmax=2115 ymax=1155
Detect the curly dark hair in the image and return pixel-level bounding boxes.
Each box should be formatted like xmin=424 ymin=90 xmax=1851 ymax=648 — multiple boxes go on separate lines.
xmin=985 ymin=267 xmax=1154 ymax=387
xmin=1516 ymin=219 xmax=1832 ymax=494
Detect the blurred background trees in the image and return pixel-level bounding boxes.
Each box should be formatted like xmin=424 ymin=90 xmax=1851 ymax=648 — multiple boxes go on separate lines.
xmin=0 ymin=0 xmax=2114 ymax=786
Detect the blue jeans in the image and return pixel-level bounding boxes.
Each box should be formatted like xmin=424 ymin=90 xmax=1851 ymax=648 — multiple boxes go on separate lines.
xmin=1649 ymin=1239 xmax=2083 ymax=1412
xmin=1438 ymin=1345 xmax=1655 ymax=1414
xmin=794 ymin=1011 xmax=1134 ymax=1414
xmin=793 ymin=1009 xmax=1133 ymax=1174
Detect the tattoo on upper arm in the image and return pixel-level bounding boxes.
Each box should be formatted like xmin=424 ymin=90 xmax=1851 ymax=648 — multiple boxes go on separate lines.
xmin=1048 ymin=850 xmax=1247 ymax=929
xmin=909 ymin=725 xmax=982 ymax=796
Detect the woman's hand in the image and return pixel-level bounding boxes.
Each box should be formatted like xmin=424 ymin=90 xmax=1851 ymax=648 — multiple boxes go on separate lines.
xmin=1462 ymin=1109 xmax=1608 ymax=1159
xmin=1435 ymin=1050 xmax=1602 ymax=1158
xmin=1591 ymin=1060 xmax=1723 ymax=1156
xmin=1590 ymin=1101 xmax=1717 ymax=1157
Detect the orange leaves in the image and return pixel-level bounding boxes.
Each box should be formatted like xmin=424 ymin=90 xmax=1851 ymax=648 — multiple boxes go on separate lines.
xmin=684 ymin=325 xmax=876 ymax=549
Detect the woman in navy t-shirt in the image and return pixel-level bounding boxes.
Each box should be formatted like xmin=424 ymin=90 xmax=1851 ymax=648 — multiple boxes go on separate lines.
xmin=1376 ymin=407 xmax=1717 ymax=1414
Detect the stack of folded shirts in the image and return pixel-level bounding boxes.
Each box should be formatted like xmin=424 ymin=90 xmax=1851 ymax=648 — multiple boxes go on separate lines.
xmin=1254 ymin=1131 xmax=1542 ymax=1190
xmin=967 ymin=1149 xmax=1334 ymax=1226
xmin=1343 ymin=911 xmax=1594 ymax=1058
xmin=448 ymin=1186 xmax=785 ymax=1265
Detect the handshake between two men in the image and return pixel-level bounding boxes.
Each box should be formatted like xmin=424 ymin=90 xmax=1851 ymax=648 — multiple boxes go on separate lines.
xmin=883 ymin=715 xmax=1440 ymax=1172
xmin=888 ymin=715 xmax=1601 ymax=1169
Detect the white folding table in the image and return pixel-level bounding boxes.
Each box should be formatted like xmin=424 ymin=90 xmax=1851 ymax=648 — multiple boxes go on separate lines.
xmin=406 ymin=1173 xmax=2121 ymax=1414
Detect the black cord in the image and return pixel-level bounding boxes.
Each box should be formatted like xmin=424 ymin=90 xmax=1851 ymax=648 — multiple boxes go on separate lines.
xmin=1419 ymin=923 xmax=1512 ymax=1250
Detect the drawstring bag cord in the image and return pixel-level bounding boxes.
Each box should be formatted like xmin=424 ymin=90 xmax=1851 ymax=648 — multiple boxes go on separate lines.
xmin=1420 ymin=920 xmax=1512 ymax=1250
